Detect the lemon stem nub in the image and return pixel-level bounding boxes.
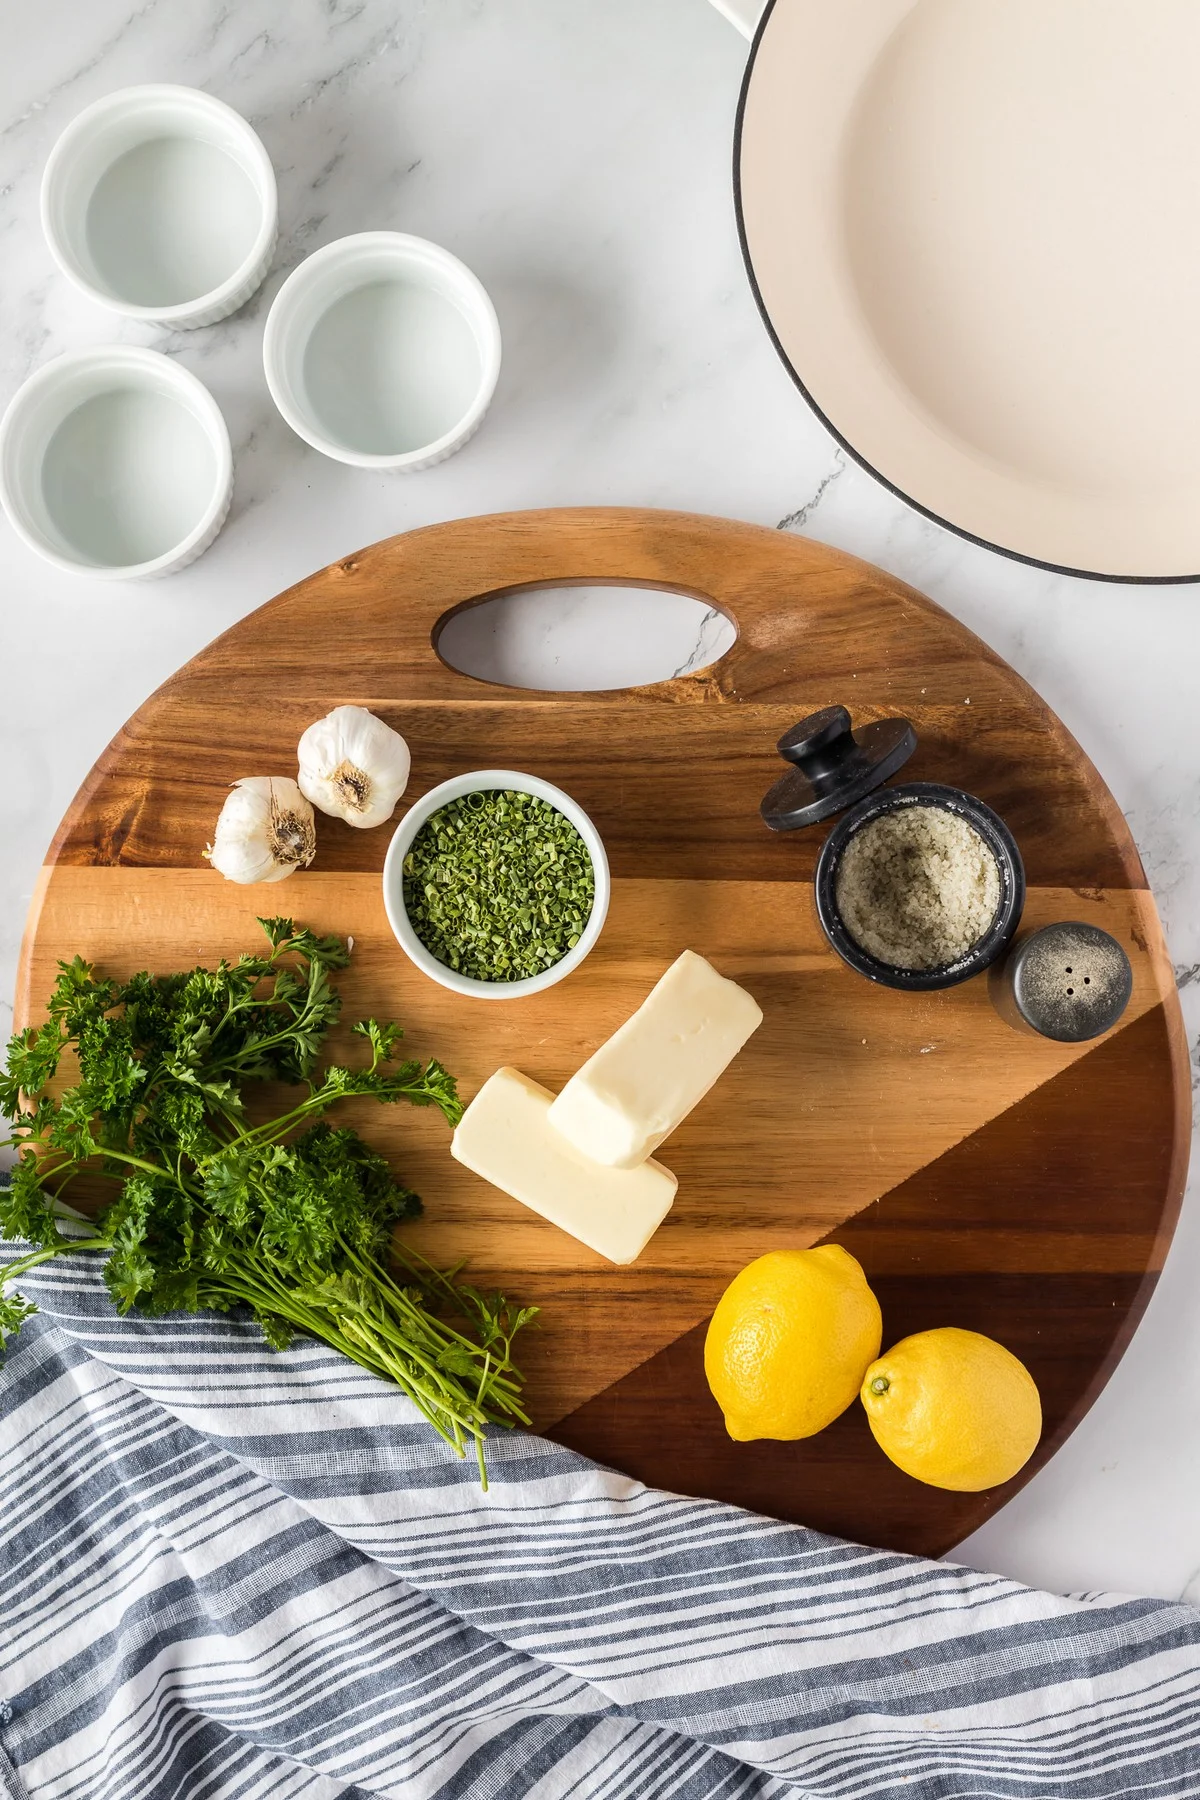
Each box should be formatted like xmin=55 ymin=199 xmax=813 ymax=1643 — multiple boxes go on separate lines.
xmin=870 ymin=1376 xmax=890 ymax=1395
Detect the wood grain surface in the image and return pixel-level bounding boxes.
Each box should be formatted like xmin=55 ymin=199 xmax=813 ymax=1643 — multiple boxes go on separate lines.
xmin=16 ymin=509 xmax=1190 ymax=1557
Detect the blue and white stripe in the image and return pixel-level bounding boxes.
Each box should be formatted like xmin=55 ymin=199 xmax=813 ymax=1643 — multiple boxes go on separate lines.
xmin=2 ymin=1245 xmax=1199 ymax=1798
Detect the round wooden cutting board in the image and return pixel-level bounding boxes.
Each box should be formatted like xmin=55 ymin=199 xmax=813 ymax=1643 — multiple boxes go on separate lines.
xmin=17 ymin=509 xmax=1189 ymax=1557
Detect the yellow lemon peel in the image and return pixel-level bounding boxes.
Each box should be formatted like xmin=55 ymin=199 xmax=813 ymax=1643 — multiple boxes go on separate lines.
xmin=704 ymin=1246 xmax=882 ymax=1441
xmin=861 ymin=1327 xmax=1042 ymax=1491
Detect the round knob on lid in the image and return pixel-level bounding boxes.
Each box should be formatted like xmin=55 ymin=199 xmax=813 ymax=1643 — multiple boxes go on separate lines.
xmin=777 ymin=705 xmax=856 ymax=765
xmin=761 ymin=705 xmax=917 ymax=832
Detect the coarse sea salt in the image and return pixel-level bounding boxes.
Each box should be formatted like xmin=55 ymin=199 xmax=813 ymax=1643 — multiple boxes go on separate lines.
xmin=835 ymin=804 xmax=1000 ymax=971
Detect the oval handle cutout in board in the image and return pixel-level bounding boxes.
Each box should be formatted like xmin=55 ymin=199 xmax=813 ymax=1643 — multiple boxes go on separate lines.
xmin=435 ymin=583 xmax=736 ymax=692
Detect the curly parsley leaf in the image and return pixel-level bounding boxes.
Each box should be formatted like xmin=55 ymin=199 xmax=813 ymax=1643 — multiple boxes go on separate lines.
xmin=0 ymin=1284 xmax=36 ymax=1345
xmin=0 ymin=1156 xmax=64 ymax=1250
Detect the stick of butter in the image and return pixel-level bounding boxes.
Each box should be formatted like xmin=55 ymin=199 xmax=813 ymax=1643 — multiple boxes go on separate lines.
xmin=547 ymin=950 xmax=763 ymax=1169
xmin=451 ymin=1067 xmax=678 ymax=1265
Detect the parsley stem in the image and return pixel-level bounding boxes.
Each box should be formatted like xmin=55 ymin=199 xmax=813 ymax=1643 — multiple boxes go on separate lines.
xmin=99 ymin=1147 xmax=180 ymax=1181
xmin=226 ymin=1250 xmax=501 ymax=1438
xmin=3 ymin=1238 xmax=108 ymax=1283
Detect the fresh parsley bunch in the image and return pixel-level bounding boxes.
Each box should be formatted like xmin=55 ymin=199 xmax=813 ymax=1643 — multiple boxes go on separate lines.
xmin=0 ymin=918 xmax=535 ymax=1478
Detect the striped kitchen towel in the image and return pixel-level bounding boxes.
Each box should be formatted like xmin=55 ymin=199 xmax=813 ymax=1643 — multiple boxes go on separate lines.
xmin=2 ymin=1246 xmax=1199 ymax=1800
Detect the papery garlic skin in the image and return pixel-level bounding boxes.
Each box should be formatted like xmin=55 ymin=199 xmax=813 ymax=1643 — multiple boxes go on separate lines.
xmin=297 ymin=705 xmax=411 ymax=829
xmin=205 ymin=777 xmax=317 ymax=885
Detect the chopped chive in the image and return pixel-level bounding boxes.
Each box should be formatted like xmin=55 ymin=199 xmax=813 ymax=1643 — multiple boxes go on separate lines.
xmin=403 ymin=790 xmax=596 ymax=983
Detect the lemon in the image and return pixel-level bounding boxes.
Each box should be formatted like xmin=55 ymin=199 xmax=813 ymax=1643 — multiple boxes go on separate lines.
xmin=861 ymin=1328 xmax=1041 ymax=1491
xmin=704 ymin=1246 xmax=883 ymax=1441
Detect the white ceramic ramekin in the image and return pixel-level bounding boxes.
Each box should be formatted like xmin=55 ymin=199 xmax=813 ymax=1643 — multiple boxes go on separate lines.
xmin=263 ymin=232 xmax=501 ymax=470
xmin=382 ymin=771 xmax=610 ymax=1000
xmin=0 ymin=347 xmax=234 ymax=580
xmin=41 ymin=85 xmax=277 ymax=328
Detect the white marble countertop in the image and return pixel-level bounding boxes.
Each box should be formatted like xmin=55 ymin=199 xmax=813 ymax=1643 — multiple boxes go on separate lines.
xmin=2 ymin=0 xmax=1198 ymax=1603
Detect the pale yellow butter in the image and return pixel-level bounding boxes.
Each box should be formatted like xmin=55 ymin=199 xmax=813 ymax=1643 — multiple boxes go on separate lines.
xmin=547 ymin=950 xmax=763 ymax=1169
xmin=451 ymin=1067 xmax=678 ymax=1265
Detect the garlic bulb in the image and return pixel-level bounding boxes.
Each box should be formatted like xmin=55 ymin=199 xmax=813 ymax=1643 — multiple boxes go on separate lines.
xmin=205 ymin=777 xmax=317 ymax=885
xmin=297 ymin=705 xmax=410 ymax=829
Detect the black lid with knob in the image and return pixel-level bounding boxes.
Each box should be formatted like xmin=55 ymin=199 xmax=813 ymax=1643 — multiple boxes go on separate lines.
xmin=760 ymin=705 xmax=918 ymax=832
xmin=998 ymin=922 xmax=1133 ymax=1042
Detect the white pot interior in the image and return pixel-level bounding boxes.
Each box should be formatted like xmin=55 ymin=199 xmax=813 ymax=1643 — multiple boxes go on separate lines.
xmin=2 ymin=353 xmax=227 ymax=573
xmin=269 ymin=236 xmax=497 ymax=461
xmin=44 ymin=89 xmax=272 ymax=310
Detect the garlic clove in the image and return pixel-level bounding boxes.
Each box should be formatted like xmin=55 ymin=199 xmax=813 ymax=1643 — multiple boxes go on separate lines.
xmin=297 ymin=704 xmax=411 ymax=830
xmin=205 ymin=776 xmax=317 ymax=885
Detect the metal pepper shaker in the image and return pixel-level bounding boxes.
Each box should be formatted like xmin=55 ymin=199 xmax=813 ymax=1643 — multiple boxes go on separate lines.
xmin=992 ymin=921 xmax=1133 ymax=1042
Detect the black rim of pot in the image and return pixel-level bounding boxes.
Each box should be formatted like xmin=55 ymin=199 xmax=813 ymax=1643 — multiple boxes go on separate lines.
xmin=813 ymin=782 xmax=1026 ymax=992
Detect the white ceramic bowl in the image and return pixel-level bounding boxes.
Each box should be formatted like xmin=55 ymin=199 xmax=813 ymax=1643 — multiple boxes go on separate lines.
xmin=0 ymin=347 xmax=234 ymax=579
xmin=263 ymin=232 xmax=501 ymax=470
xmin=42 ymin=85 xmax=277 ymax=328
xmin=382 ymin=770 xmax=610 ymax=1000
